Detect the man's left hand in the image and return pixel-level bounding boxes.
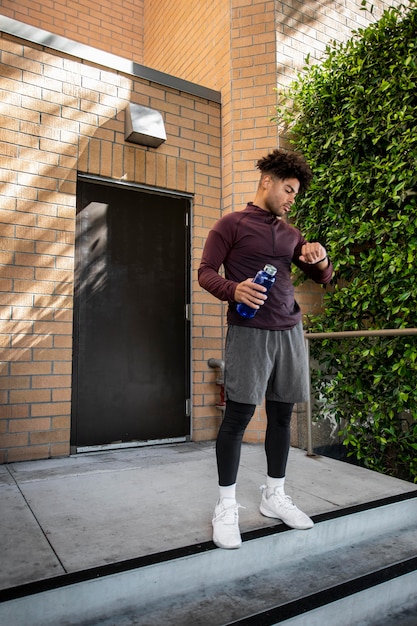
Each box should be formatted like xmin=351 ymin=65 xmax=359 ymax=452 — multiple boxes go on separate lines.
xmin=299 ymin=243 xmax=328 ymax=266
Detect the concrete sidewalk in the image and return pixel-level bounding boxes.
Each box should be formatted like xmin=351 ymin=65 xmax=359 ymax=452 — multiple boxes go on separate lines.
xmin=1 ymin=441 xmax=416 ymax=592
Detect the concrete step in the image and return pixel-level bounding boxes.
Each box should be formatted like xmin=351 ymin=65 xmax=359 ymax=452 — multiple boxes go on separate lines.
xmin=1 ymin=492 xmax=416 ymax=626
xmin=228 ymin=557 xmax=417 ymax=626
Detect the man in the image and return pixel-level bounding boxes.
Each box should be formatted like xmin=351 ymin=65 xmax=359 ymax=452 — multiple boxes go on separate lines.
xmin=198 ymin=149 xmax=333 ymax=550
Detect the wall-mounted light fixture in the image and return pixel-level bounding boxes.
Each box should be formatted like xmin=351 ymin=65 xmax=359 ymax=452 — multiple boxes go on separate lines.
xmin=125 ymin=103 xmax=167 ymax=148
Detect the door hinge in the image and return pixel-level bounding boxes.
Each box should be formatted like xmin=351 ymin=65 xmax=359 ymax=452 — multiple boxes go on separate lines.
xmin=185 ymin=303 xmax=191 ymax=321
xmin=185 ymin=398 xmax=191 ymax=416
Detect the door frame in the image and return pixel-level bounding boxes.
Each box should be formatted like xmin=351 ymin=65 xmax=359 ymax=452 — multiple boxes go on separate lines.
xmin=70 ymin=173 xmax=193 ymax=453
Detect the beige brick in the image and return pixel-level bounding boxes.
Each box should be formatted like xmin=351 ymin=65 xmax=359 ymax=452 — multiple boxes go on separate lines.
xmin=32 ymin=374 xmax=71 ymax=389
xmin=14 ymin=280 xmax=55 ymax=295
xmin=0 ymin=334 xmax=11 ymax=348
xmin=0 ymin=432 xmax=29 ymax=448
xmin=10 ymin=389 xmax=51 ymax=404
xmin=34 ymin=295 xmax=72 ymax=309
xmin=11 ymin=361 xmax=52 ymax=375
xmin=33 ymin=321 xmax=72 ymax=335
xmin=0 ymin=347 xmax=32 ymax=362
xmin=50 ymin=442 xmax=71 ymax=457
xmin=33 ymin=348 xmax=72 ymax=361
xmin=52 ymin=387 xmax=72 ymax=402
xmin=53 ymin=362 xmax=72 ymax=374
xmin=52 ymin=416 xmax=71 ymax=429
xmin=12 ymin=334 xmax=53 ymax=349
xmin=0 ymin=376 xmax=30 ymax=390
xmin=30 ymin=429 xmax=70 ymax=444
xmin=0 ymin=319 xmax=32 ymax=334
xmin=8 ymin=418 xmax=51 ymax=433
xmin=11 ymin=307 xmax=47 ymax=321
xmin=30 ymin=402 xmax=70 ymax=417
xmin=54 ymin=309 xmax=73 ymax=322
xmin=53 ymin=335 xmax=73 ymax=348
xmin=0 ymin=278 xmax=12 ymax=292
xmin=6 ymin=445 xmax=50 ymax=462
xmin=35 ymin=242 xmax=72 ymax=257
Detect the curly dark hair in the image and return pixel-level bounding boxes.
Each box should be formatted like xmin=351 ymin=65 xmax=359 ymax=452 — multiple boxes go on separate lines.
xmin=256 ymin=149 xmax=313 ymax=194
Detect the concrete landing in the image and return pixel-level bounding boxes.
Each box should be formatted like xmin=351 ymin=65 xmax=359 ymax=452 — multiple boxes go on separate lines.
xmin=0 ymin=442 xmax=415 ymax=591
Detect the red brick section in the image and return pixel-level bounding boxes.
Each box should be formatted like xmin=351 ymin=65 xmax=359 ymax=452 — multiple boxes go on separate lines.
xmin=0 ymin=0 xmax=144 ymax=63
xmin=0 ymin=31 xmax=221 ymax=462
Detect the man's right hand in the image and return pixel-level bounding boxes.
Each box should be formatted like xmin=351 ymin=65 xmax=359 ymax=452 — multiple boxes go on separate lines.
xmin=234 ymin=278 xmax=267 ymax=310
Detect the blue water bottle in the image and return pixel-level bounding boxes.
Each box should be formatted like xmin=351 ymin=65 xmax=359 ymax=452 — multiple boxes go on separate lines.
xmin=236 ymin=264 xmax=277 ymax=319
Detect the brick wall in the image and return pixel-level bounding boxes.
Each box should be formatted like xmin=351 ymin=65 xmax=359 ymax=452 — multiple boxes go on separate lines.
xmin=144 ymin=0 xmax=398 ymax=206
xmin=0 ymin=0 xmax=144 ymax=62
xmin=0 ymin=0 xmax=402 ymax=459
xmin=0 ymin=31 xmax=221 ymax=462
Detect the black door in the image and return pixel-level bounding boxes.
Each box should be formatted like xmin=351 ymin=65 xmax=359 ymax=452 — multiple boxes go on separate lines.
xmin=71 ymin=178 xmax=191 ymax=449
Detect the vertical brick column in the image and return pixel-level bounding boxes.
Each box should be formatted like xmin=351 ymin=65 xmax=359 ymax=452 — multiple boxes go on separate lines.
xmin=0 ymin=36 xmax=81 ymax=461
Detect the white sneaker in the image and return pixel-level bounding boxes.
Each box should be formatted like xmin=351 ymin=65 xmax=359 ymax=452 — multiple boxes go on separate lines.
xmin=212 ymin=498 xmax=242 ymax=549
xmin=260 ymin=485 xmax=314 ymax=530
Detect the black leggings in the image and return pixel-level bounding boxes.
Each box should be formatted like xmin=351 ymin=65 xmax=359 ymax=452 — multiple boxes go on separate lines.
xmin=216 ymin=399 xmax=294 ymax=486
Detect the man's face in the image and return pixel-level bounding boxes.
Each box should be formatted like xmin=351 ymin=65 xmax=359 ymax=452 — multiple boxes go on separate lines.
xmin=261 ymin=176 xmax=300 ymax=218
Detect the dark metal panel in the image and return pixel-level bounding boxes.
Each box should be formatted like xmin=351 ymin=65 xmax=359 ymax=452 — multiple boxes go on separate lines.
xmin=71 ymin=179 xmax=191 ymax=447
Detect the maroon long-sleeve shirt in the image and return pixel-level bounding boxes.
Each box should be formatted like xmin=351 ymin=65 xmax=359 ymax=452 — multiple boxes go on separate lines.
xmin=198 ymin=203 xmax=333 ymax=330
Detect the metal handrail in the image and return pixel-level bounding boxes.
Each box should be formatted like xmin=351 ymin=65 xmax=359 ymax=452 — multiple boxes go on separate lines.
xmin=304 ymin=328 xmax=417 ymax=456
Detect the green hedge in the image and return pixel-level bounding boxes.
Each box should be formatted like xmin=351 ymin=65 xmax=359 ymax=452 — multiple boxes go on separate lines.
xmin=275 ymin=1 xmax=417 ymax=482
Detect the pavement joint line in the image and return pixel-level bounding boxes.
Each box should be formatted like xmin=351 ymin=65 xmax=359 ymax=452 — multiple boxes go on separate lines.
xmin=5 ymin=465 xmax=68 ymax=575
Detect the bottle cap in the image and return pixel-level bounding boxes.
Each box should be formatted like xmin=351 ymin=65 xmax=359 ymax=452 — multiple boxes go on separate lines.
xmin=263 ymin=264 xmax=277 ymax=276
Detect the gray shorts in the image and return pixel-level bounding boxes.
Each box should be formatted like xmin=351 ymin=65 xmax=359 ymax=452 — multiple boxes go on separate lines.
xmin=224 ymin=321 xmax=309 ymax=405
